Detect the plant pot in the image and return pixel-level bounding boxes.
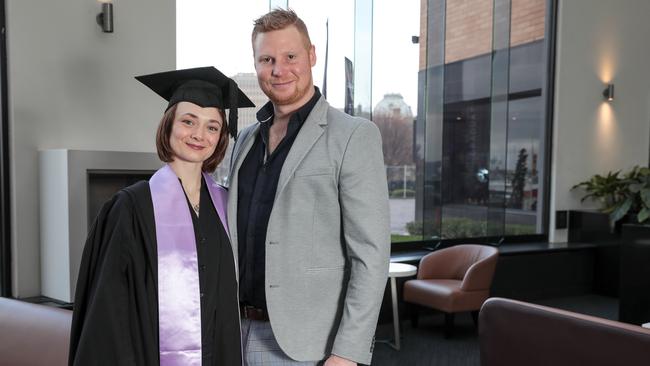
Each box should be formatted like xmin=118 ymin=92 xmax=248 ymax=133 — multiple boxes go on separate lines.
xmin=618 ymin=223 xmax=650 ymax=325
xmin=568 ymin=210 xmax=621 ymax=243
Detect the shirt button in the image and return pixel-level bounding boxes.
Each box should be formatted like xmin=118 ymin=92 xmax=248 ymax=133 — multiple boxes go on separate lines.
xmin=200 ymin=292 xmax=204 ymax=298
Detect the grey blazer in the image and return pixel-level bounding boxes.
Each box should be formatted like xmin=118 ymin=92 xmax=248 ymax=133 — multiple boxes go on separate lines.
xmin=227 ymin=97 xmax=390 ymax=364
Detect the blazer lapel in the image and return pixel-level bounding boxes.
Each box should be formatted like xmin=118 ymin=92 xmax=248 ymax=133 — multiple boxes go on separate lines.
xmin=275 ymin=97 xmax=328 ymax=200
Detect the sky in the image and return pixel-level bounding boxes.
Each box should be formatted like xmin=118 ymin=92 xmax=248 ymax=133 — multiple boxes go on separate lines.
xmin=176 ymin=0 xmax=421 ymax=113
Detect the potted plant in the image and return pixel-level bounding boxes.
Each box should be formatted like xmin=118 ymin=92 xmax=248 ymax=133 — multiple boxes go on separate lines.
xmin=572 ymin=166 xmax=650 ymax=226
xmin=573 ymin=166 xmax=650 ymax=324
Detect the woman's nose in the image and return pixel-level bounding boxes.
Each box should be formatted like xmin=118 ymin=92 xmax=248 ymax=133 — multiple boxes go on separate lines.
xmin=191 ymin=128 xmax=204 ymax=141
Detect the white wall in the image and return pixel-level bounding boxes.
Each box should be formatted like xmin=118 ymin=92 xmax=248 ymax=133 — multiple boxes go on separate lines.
xmin=6 ymin=0 xmax=175 ymax=297
xmin=549 ymin=0 xmax=650 ymax=242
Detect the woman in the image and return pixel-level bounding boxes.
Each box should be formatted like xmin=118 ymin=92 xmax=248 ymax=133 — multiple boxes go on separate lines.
xmin=69 ymin=66 xmax=254 ymax=366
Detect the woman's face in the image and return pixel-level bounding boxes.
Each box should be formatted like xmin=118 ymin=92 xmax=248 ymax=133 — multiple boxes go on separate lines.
xmin=169 ymin=101 xmax=223 ymax=165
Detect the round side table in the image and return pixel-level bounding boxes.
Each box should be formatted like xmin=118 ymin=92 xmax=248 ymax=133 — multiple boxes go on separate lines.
xmin=385 ymin=262 xmax=417 ymax=350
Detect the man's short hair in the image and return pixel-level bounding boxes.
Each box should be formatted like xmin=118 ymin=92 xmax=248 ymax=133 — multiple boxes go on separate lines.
xmin=155 ymin=104 xmax=229 ymax=173
xmin=252 ymin=8 xmax=312 ymax=49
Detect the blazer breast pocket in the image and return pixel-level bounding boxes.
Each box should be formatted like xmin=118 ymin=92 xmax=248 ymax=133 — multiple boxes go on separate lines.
xmin=294 ymin=166 xmax=335 ymax=178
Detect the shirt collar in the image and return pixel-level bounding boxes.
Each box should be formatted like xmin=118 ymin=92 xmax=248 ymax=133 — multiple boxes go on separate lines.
xmin=256 ymin=86 xmax=322 ymax=126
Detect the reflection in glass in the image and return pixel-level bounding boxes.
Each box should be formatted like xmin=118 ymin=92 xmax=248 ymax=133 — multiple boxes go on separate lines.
xmin=417 ymin=0 xmax=549 ymax=241
xmin=486 ymin=0 xmax=511 ymax=237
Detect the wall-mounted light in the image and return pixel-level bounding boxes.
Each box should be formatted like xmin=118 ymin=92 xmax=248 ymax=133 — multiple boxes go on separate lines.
xmin=603 ymin=84 xmax=614 ymax=101
xmin=96 ymin=0 xmax=113 ymax=33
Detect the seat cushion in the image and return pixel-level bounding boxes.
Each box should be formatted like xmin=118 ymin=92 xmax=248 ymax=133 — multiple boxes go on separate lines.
xmin=403 ymin=279 xmax=489 ymax=313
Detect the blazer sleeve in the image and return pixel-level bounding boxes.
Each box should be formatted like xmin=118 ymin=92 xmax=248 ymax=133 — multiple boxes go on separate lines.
xmin=331 ymin=120 xmax=391 ymax=364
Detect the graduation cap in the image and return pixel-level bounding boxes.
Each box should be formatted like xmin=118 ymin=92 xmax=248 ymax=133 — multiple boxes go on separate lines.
xmin=135 ymin=66 xmax=255 ymax=139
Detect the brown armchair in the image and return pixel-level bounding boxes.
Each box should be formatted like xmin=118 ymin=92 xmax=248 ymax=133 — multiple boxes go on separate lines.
xmin=403 ymin=244 xmax=498 ymax=337
xmin=0 ymin=297 xmax=72 ymax=366
xmin=479 ymin=297 xmax=650 ymax=366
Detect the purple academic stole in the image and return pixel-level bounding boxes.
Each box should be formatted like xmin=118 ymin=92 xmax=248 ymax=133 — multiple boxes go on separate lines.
xmin=149 ymin=165 xmax=229 ymax=366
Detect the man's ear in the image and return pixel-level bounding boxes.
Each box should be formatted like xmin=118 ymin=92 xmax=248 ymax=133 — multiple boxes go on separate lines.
xmin=309 ymin=44 xmax=317 ymax=67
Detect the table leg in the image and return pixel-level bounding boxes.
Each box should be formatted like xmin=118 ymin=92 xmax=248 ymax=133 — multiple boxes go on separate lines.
xmin=390 ymin=276 xmax=401 ymax=350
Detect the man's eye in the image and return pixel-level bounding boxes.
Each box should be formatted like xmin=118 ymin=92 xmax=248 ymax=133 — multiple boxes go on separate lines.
xmin=260 ymin=57 xmax=271 ymax=63
xmin=287 ymin=54 xmax=296 ymax=60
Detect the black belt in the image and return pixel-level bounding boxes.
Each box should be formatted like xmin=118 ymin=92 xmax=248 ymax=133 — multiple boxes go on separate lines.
xmin=240 ymin=304 xmax=269 ymax=321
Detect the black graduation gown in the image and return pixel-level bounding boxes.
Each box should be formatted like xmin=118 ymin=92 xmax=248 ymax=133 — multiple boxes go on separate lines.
xmin=69 ymin=180 xmax=242 ymax=366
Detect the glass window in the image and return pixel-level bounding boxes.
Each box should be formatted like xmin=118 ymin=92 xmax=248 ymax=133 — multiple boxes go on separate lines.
xmin=1 ymin=0 xmax=10 ymax=297
xmin=177 ymin=0 xmax=270 ymax=184
xmin=286 ymin=0 xmax=355 ymax=109
xmin=372 ymin=0 xmax=420 ymax=242
xmin=177 ymin=0 xmax=554 ymax=244
xmin=406 ymin=0 xmax=551 ymax=242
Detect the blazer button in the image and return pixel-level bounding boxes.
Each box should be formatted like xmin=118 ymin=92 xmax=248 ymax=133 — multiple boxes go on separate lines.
xmin=200 ymin=265 xmax=206 ymax=271
xmin=200 ymin=292 xmax=204 ymax=298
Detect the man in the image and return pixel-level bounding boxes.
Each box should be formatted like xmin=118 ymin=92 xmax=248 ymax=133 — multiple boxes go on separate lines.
xmin=227 ymin=9 xmax=390 ymax=366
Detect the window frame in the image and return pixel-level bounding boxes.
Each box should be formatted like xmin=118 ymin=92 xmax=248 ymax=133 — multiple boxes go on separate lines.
xmin=1 ymin=0 xmax=12 ymax=297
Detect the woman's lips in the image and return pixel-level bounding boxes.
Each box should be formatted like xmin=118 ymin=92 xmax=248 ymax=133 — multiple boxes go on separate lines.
xmin=186 ymin=143 xmax=205 ymax=150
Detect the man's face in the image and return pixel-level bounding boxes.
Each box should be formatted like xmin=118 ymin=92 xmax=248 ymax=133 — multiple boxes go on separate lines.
xmin=253 ymin=25 xmax=316 ymax=110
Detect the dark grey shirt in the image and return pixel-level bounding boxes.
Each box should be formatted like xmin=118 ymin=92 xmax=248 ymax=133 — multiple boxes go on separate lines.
xmin=237 ymin=87 xmax=321 ymax=311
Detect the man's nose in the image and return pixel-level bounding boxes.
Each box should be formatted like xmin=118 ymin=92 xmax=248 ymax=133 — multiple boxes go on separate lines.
xmin=271 ymin=60 xmax=287 ymax=77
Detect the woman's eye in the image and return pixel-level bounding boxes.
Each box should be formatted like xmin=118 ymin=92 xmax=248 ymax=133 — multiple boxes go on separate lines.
xmin=208 ymin=126 xmax=219 ymax=132
xmin=182 ymin=119 xmax=193 ymax=126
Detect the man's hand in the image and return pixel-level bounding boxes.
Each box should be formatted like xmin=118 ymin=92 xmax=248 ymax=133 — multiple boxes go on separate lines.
xmin=324 ymin=355 xmax=357 ymax=366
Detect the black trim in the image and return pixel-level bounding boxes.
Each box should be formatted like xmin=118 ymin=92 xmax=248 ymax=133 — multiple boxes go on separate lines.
xmin=0 ymin=0 xmax=11 ymax=297
xmin=541 ymin=0 xmax=558 ymax=240
xmin=392 ymin=233 xmax=547 ymax=253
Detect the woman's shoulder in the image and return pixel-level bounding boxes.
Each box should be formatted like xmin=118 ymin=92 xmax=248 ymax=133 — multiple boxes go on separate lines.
xmin=100 ymin=180 xmax=152 ymax=219
xmin=120 ymin=180 xmax=151 ymax=201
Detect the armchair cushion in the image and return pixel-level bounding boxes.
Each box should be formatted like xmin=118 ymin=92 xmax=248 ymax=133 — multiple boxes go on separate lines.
xmin=404 ymin=279 xmax=489 ymax=313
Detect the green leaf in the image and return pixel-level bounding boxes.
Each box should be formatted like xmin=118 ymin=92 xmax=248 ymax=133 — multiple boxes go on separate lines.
xmin=629 ymin=183 xmax=643 ymax=193
xmin=638 ymin=208 xmax=650 ymax=223
xmin=610 ymin=197 xmax=633 ymax=224
xmin=641 ymin=188 xmax=650 ymax=207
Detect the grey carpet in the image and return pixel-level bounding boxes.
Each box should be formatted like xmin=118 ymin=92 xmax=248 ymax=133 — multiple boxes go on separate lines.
xmin=369 ymin=294 xmax=618 ymax=366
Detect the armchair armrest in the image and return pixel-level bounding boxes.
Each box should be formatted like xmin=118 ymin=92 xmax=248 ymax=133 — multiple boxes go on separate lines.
xmin=460 ymin=251 xmax=498 ymax=291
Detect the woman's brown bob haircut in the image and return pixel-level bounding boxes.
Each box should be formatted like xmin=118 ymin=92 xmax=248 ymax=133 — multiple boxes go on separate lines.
xmin=155 ymin=104 xmax=229 ymax=173
xmin=252 ymin=8 xmax=312 ymax=48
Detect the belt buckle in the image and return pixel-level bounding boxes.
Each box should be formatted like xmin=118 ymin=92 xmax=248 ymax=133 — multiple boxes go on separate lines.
xmin=241 ymin=305 xmax=267 ymax=321
xmin=242 ymin=305 xmax=256 ymax=320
